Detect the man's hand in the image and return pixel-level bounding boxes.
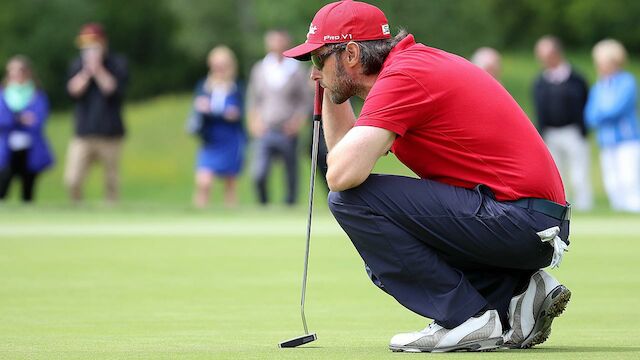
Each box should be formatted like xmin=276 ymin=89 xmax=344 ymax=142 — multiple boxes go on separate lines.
xmin=69 ymin=45 xmax=117 ymax=96
xmin=80 ymin=46 xmax=117 ymax=95
xmin=81 ymin=46 xmax=104 ymax=75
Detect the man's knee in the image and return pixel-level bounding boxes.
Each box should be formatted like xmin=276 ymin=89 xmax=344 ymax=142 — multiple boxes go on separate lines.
xmin=327 ymin=189 xmax=371 ymax=222
xmin=327 ymin=180 xmax=373 ymax=210
xmin=327 ymin=190 xmax=346 ymax=215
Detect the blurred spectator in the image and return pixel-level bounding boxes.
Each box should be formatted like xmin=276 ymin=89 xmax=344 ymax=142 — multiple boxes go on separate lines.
xmin=189 ymin=46 xmax=246 ymax=208
xmin=470 ymin=47 xmax=501 ymax=80
xmin=247 ymin=29 xmax=312 ymax=205
xmin=64 ymin=23 xmax=128 ymax=204
xmin=534 ymin=36 xmax=593 ymax=211
xmin=0 ymin=55 xmax=53 ymax=203
xmin=585 ymin=39 xmax=640 ymax=212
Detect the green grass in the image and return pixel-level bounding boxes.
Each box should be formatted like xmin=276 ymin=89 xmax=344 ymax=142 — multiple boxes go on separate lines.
xmin=0 ymin=207 xmax=639 ymax=359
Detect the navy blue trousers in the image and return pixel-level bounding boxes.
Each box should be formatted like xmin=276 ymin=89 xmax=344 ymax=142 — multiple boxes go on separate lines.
xmin=328 ymin=174 xmax=569 ymax=329
xmin=253 ymin=131 xmax=298 ymax=205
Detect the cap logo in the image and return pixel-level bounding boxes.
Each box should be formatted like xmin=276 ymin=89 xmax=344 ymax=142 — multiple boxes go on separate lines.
xmin=323 ymin=34 xmax=353 ymax=41
xmin=307 ymin=23 xmax=317 ymax=40
xmin=382 ymin=24 xmax=390 ymax=35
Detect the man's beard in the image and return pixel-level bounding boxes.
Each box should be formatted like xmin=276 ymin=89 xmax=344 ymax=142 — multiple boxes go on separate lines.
xmin=329 ymin=58 xmax=359 ymax=104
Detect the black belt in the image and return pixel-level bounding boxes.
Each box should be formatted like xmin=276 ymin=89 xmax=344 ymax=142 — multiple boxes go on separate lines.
xmin=509 ymin=198 xmax=571 ymax=221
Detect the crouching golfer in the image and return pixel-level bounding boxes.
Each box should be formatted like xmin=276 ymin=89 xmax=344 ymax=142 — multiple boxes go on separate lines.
xmin=284 ymin=0 xmax=571 ymax=353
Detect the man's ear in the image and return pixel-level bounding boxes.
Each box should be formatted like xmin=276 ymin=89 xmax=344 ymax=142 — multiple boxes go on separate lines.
xmin=345 ymin=42 xmax=360 ymax=68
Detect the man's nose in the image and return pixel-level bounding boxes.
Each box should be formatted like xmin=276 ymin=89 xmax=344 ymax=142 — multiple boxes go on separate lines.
xmin=310 ymin=67 xmax=321 ymax=81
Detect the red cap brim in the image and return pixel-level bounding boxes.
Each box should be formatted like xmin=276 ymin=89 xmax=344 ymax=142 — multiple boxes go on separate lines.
xmin=283 ymin=42 xmax=325 ymax=61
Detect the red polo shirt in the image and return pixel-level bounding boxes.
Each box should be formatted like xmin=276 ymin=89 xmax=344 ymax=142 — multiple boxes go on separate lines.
xmin=356 ymin=35 xmax=566 ymax=203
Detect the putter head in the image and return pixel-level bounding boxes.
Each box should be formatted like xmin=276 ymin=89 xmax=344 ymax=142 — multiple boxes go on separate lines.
xmin=278 ymin=333 xmax=317 ymax=348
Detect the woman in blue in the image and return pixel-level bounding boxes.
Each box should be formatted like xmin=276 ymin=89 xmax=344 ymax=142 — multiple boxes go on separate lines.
xmin=585 ymin=39 xmax=640 ymax=212
xmin=0 ymin=55 xmax=54 ymax=203
xmin=191 ymin=46 xmax=246 ymax=208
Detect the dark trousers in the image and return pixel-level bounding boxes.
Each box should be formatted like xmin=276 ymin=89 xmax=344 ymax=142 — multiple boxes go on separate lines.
xmin=0 ymin=149 xmax=39 ymax=202
xmin=328 ymin=174 xmax=569 ymax=329
xmin=253 ymin=131 xmax=298 ymax=205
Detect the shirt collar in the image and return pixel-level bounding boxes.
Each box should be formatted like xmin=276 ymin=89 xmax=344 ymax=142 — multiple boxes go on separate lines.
xmin=381 ymin=34 xmax=416 ymax=70
xmin=543 ymin=62 xmax=571 ymax=84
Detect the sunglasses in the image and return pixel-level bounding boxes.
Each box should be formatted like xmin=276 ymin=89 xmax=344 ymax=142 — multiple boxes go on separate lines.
xmin=311 ymin=44 xmax=347 ymax=70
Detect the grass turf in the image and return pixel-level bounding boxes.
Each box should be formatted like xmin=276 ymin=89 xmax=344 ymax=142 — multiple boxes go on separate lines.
xmin=0 ymin=206 xmax=639 ymax=359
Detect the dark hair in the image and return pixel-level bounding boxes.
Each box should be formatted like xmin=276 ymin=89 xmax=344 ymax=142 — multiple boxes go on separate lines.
xmin=2 ymin=55 xmax=41 ymax=88
xmin=324 ymin=29 xmax=409 ymax=75
xmin=538 ymin=35 xmax=564 ymax=54
xmin=358 ymin=29 xmax=409 ymax=75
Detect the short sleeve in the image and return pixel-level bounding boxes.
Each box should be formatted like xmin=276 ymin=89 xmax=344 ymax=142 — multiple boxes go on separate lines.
xmin=356 ymin=71 xmax=432 ymax=136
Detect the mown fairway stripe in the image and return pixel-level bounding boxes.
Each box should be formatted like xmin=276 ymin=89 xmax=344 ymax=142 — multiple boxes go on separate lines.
xmin=0 ymin=216 xmax=637 ymax=237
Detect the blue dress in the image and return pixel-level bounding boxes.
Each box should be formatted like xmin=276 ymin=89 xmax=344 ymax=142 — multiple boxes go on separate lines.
xmin=194 ymin=80 xmax=246 ymax=176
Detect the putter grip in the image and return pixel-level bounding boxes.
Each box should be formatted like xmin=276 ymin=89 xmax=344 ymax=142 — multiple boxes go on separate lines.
xmin=313 ymin=82 xmax=324 ymax=120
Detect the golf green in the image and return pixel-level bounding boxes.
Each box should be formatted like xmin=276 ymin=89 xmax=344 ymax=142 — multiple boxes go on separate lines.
xmin=0 ymin=206 xmax=638 ymax=359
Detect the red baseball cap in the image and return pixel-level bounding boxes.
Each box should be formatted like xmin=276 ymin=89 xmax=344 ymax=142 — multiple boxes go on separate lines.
xmin=283 ymin=0 xmax=391 ymax=60
xmin=76 ymin=23 xmax=107 ymax=48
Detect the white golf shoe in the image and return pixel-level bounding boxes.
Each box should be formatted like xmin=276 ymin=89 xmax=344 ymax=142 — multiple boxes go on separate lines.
xmin=389 ymin=309 xmax=503 ymax=352
xmin=503 ymin=270 xmax=571 ymax=348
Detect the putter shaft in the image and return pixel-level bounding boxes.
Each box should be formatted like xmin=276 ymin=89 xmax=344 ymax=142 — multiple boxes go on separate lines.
xmin=280 ymin=84 xmax=322 ymax=349
xmin=301 ymin=118 xmax=320 ymax=334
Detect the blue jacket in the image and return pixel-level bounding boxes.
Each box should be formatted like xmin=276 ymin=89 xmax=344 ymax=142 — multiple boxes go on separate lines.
xmin=0 ymin=89 xmax=54 ymax=172
xmin=192 ymin=79 xmax=245 ymax=145
xmin=585 ymin=71 xmax=640 ymax=148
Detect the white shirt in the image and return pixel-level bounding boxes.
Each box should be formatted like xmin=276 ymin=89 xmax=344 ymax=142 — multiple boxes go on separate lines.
xmin=543 ymin=62 xmax=571 ymax=84
xmin=262 ymin=53 xmax=300 ymax=90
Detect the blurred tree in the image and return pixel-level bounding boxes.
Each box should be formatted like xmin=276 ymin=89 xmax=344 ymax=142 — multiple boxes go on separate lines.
xmin=95 ymin=0 xmax=188 ymax=99
xmin=375 ymin=0 xmax=502 ymax=55
xmin=0 ymin=0 xmax=187 ymax=108
xmin=0 ymin=0 xmax=95 ymax=107
xmin=489 ymin=0 xmax=640 ymax=52
xmin=1 ymin=0 xmax=639 ymax=109
xmin=565 ymin=0 xmax=640 ymax=52
xmin=167 ymin=0 xmax=244 ymax=78
xmin=168 ymin=0 xmax=326 ymax=78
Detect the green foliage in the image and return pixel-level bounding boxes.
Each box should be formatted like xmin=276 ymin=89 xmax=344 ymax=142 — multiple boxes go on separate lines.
xmin=95 ymin=0 xmax=189 ymax=99
xmin=0 ymin=0 xmax=92 ymax=106
xmin=2 ymin=0 xmax=640 ymax=108
xmin=0 ymin=0 xmax=189 ymax=107
xmin=489 ymin=0 xmax=640 ymax=52
xmin=373 ymin=0 xmax=501 ymax=55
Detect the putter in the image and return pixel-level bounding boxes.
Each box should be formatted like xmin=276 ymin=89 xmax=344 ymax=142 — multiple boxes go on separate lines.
xmin=279 ymin=82 xmax=324 ymax=348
